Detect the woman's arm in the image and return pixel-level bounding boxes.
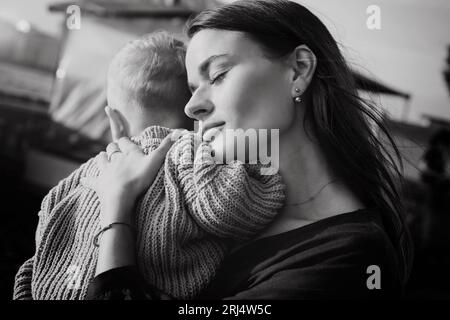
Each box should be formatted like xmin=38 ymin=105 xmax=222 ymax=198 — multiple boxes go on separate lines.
xmin=94 ymin=195 xmax=136 ymax=276
xmin=81 ymin=108 xmax=177 ymax=282
xmin=81 ymin=136 xmax=174 ymax=270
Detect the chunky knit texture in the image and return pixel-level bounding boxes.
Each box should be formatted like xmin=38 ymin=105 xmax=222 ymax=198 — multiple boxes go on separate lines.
xmin=13 ymin=126 xmax=285 ymax=300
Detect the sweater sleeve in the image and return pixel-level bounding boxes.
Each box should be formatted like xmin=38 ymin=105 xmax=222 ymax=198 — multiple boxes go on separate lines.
xmin=35 ymin=157 xmax=99 ymax=247
xmin=13 ymin=157 xmax=99 ymax=300
xmin=175 ymin=134 xmax=285 ymax=240
xmin=12 ymin=257 xmax=34 ymax=300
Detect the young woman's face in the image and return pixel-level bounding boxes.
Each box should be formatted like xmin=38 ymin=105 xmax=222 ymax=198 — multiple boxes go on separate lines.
xmin=185 ymin=29 xmax=297 ymax=157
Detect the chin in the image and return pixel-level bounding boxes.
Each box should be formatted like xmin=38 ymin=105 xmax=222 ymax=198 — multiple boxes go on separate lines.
xmin=208 ymin=131 xmax=257 ymax=164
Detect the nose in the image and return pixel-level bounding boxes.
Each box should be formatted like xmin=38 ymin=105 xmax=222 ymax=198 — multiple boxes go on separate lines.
xmin=184 ymin=88 xmax=214 ymax=121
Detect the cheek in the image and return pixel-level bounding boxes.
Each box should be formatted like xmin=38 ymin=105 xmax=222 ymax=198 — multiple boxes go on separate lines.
xmin=211 ymin=74 xmax=253 ymax=126
xmin=209 ymin=68 xmax=294 ymax=161
xmin=240 ymin=86 xmax=294 ymax=131
xmin=217 ymin=66 xmax=294 ymax=130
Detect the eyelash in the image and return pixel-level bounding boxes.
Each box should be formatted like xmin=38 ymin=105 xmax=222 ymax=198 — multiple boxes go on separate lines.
xmin=209 ymin=71 xmax=228 ymax=85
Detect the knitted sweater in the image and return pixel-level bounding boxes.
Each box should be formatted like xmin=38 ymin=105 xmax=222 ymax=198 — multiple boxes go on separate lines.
xmin=13 ymin=126 xmax=285 ymax=300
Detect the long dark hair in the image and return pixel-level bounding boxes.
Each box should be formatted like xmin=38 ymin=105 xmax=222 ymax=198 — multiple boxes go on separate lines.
xmin=186 ymin=0 xmax=413 ymax=284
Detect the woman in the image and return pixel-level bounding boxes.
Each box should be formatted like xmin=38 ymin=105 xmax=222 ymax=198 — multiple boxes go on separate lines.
xmin=83 ymin=0 xmax=412 ymax=299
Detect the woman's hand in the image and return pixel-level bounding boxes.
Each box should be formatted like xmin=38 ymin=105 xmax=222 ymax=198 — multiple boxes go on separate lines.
xmin=82 ymin=106 xmax=176 ymax=275
xmin=82 ymin=106 xmax=172 ymax=226
xmin=81 ymin=135 xmax=174 ymax=226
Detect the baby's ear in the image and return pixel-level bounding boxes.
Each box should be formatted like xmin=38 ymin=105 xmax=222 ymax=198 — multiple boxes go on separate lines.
xmin=105 ymin=106 xmax=130 ymax=141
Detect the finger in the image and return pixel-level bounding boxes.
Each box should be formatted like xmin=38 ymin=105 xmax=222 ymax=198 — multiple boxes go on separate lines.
xmin=153 ymin=133 xmax=176 ymax=160
xmin=105 ymin=106 xmax=127 ymax=141
xmin=106 ymin=142 xmax=120 ymax=154
xmin=106 ymin=142 xmax=122 ymax=161
xmin=80 ymin=177 xmax=97 ymax=191
xmin=171 ymin=129 xmax=189 ymax=141
xmin=117 ymin=136 xmax=140 ymax=154
xmin=95 ymin=151 xmax=108 ymax=170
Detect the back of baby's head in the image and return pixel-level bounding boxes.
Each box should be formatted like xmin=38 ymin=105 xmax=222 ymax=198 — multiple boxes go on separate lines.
xmin=107 ymin=31 xmax=192 ymax=133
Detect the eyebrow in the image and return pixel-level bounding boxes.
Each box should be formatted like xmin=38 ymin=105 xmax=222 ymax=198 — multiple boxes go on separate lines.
xmin=199 ymin=54 xmax=231 ymax=75
xmin=188 ymin=54 xmax=232 ymax=92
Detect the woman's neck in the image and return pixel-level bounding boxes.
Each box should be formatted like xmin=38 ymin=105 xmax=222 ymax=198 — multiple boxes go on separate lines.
xmin=257 ymin=119 xmax=364 ymax=239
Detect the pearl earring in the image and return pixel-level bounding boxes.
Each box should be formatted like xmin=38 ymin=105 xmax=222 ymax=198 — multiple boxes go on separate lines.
xmin=294 ymin=88 xmax=302 ymax=103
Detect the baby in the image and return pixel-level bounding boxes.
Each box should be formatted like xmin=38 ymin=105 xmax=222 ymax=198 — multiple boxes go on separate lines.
xmin=14 ymin=32 xmax=285 ymax=300
xmin=105 ymin=32 xmax=192 ymax=136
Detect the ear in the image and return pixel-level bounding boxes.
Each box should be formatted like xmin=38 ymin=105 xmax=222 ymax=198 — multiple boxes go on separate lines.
xmin=287 ymin=45 xmax=317 ymax=98
xmin=107 ymin=107 xmax=131 ymax=139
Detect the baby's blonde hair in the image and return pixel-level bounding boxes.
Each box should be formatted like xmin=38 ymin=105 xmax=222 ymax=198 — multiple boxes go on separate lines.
xmin=107 ymin=31 xmax=190 ymax=114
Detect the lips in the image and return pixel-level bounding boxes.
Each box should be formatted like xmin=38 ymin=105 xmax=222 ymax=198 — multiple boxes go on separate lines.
xmin=201 ymin=121 xmax=226 ymax=136
xmin=202 ymin=121 xmax=225 ymax=141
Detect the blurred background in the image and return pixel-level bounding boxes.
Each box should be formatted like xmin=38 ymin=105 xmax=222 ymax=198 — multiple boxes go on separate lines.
xmin=0 ymin=0 xmax=449 ymax=299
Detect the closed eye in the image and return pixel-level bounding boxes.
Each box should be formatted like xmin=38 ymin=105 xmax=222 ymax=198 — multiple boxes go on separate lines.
xmin=209 ymin=71 xmax=228 ymax=85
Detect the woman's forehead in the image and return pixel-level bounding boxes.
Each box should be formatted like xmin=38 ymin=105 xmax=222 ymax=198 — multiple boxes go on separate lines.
xmin=186 ymin=30 xmax=263 ymax=70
